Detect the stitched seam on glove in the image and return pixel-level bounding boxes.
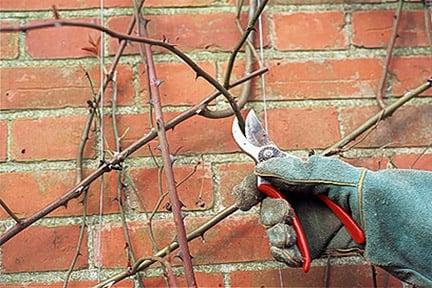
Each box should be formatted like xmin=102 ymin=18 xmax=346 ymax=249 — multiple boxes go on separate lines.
xmin=357 ymin=169 xmax=367 ymax=229
xmin=255 ymin=172 xmax=356 ymax=187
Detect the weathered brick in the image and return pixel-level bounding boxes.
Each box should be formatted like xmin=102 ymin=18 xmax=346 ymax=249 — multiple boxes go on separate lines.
xmin=1 ymin=65 xmax=134 ymax=110
xmin=266 ymin=108 xmax=341 ymax=149
xmin=143 ymin=272 xmax=224 ymax=287
xmin=26 ymin=18 xmax=101 ymax=59
xmin=266 ymin=59 xmax=382 ymax=100
xmin=219 ymin=162 xmax=255 ymax=207
xmin=352 ymin=10 xmax=428 ymax=48
xmin=11 ymin=116 xmax=94 ymax=161
xmin=392 ymin=153 xmax=432 ymax=170
xmin=128 ymin=164 xmax=214 ymax=212
xmin=0 ymin=0 xmax=214 ymax=11
xmin=0 ymin=121 xmax=7 ymax=162
xmin=230 ymin=265 xmax=402 ymax=287
xmin=2 ymin=225 xmax=88 ymax=272
xmin=0 ymin=170 xmax=119 ymax=220
xmin=0 ymin=21 xmax=18 ymax=59
xmin=340 ymin=105 xmax=432 ymax=148
xmin=138 ymin=61 xmax=216 ymax=106
xmin=390 ymin=57 xmax=432 ymax=97
xmin=107 ymin=13 xmax=269 ymax=54
xmin=100 ymin=215 xmax=271 ymax=267
xmin=273 ymin=12 xmax=347 ymax=50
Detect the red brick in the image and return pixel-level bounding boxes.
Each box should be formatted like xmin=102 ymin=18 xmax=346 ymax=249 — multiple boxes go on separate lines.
xmin=0 ymin=22 xmax=18 ymax=59
xmin=219 ymin=162 xmax=255 ymax=207
xmin=0 ymin=121 xmax=7 ymax=161
xmin=2 ymin=225 xmax=88 ymax=272
xmin=108 ymin=13 xmax=269 ymax=54
xmin=340 ymin=105 xmax=432 ymax=148
xmin=390 ymin=57 xmax=432 ymax=97
xmin=266 ymin=108 xmax=341 ymax=150
xmin=1 ymin=65 xmax=134 ymax=110
xmin=352 ymin=10 xmax=428 ymax=48
xmin=344 ymin=156 xmax=389 ymax=171
xmin=128 ymin=164 xmax=214 ymax=212
xmin=0 ymin=0 xmax=213 ymax=10
xmin=26 ymin=18 xmax=101 ymax=59
xmin=392 ymin=154 xmax=432 ymax=170
xmin=139 ymin=61 xmax=216 ymax=106
xmin=266 ymin=59 xmax=382 ymax=100
xmin=101 ymin=215 xmax=271 ymax=267
xmin=11 ymin=116 xmax=94 ymax=161
xmin=143 ymin=272 xmax=224 ymax=287
xmin=105 ymin=113 xmax=238 ymax=157
xmin=273 ymin=12 xmax=347 ymax=51
xmin=0 ymin=280 xmax=133 ymax=288
xmin=230 ymin=265 xmax=402 ymax=287
xmin=0 ymin=170 xmax=119 ymax=220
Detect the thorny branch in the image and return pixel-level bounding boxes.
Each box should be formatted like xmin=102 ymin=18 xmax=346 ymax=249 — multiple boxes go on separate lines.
xmin=140 ymin=18 xmax=197 ymax=287
xmin=110 ymin=73 xmax=145 ymax=288
xmin=323 ymin=80 xmax=432 ymax=156
xmin=63 ymin=188 xmax=89 ymax=288
xmin=376 ymin=0 xmax=404 ymax=108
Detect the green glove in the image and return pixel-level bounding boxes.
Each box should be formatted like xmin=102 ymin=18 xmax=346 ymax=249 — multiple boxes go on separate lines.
xmin=235 ymin=155 xmax=432 ymax=287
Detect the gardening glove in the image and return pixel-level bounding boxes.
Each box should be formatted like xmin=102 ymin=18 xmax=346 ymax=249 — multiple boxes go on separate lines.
xmin=233 ymin=155 xmax=432 ymax=287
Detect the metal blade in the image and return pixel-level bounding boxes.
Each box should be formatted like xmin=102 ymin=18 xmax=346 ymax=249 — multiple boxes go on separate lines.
xmin=232 ymin=114 xmax=261 ymax=162
xmin=245 ymin=110 xmax=272 ymax=147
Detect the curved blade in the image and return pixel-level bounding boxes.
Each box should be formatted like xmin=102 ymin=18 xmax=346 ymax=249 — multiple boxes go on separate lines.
xmin=245 ymin=110 xmax=272 ymax=146
xmin=232 ymin=115 xmax=261 ymax=162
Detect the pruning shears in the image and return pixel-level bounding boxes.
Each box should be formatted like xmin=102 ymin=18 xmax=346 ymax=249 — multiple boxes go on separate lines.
xmin=232 ymin=110 xmax=365 ymax=273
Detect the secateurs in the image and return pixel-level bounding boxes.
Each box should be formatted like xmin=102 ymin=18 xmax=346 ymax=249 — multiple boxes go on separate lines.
xmin=232 ymin=110 xmax=365 ymax=273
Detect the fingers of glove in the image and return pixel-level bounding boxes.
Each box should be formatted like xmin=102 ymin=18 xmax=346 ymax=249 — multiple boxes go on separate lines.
xmin=267 ymin=223 xmax=297 ymax=248
xmin=260 ymin=198 xmax=293 ymax=227
xmin=232 ymin=174 xmax=264 ymax=211
xmin=271 ymin=246 xmax=303 ymax=268
xmin=260 ymin=198 xmax=303 ymax=267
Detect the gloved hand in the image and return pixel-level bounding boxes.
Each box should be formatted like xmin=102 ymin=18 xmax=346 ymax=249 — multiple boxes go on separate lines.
xmin=233 ymin=155 xmax=432 ymax=287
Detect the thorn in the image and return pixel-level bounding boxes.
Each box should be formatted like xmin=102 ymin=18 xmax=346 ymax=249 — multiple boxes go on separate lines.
xmin=181 ymin=211 xmax=188 ymax=220
xmin=162 ymin=35 xmax=167 ymax=42
xmin=142 ymin=18 xmax=151 ymax=28
xmin=169 ymin=154 xmax=177 ymax=164
xmin=154 ymin=79 xmax=164 ymax=87
xmin=200 ymin=233 xmax=206 ymax=243
xmin=195 ymin=198 xmax=205 ymax=208
xmin=52 ymin=5 xmax=60 ymax=19
xmin=175 ymin=251 xmax=183 ymax=261
xmin=195 ymin=72 xmax=202 ymax=80
xmin=308 ymin=149 xmax=316 ymax=157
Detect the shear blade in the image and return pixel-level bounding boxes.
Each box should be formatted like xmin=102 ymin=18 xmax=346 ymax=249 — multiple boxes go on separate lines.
xmin=245 ymin=110 xmax=272 ymax=147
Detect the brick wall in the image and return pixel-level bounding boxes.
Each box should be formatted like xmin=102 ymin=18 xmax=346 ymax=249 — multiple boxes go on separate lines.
xmin=0 ymin=0 xmax=431 ymax=287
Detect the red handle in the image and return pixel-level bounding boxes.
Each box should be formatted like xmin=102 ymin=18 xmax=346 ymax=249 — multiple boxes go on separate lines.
xmin=258 ymin=182 xmax=311 ymax=273
xmin=317 ymin=195 xmax=365 ymax=244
